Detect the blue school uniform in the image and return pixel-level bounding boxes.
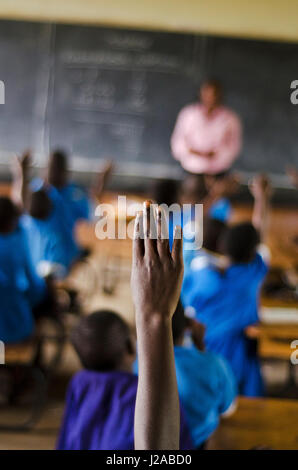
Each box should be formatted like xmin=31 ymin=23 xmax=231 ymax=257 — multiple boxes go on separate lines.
xmin=31 ymin=178 xmax=92 ymax=226
xmin=0 ymin=224 xmax=46 ymax=343
xmin=182 ymin=253 xmax=268 ymax=397
xmin=57 ymin=370 xmax=193 ymax=450
xmin=209 ymin=198 xmax=231 ymax=222
xmin=21 ymin=211 xmax=80 ymax=279
xmin=26 ymin=179 xmax=83 ymax=277
xmin=48 ymin=182 xmax=92 ymax=229
xmin=174 ymin=345 xmax=236 ymax=447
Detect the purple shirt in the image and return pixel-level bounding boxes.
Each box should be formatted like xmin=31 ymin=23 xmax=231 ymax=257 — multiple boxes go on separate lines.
xmin=57 ymin=369 xmax=193 ymax=450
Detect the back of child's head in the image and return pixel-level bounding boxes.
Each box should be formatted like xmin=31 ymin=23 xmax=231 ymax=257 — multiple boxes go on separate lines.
xmin=172 ymin=300 xmax=187 ymax=345
xmin=179 ymin=174 xmax=208 ymax=205
xmin=203 ymin=217 xmax=227 ymax=253
xmin=48 ymin=149 xmax=68 ymax=188
xmin=71 ymin=310 xmax=132 ymax=371
xmin=221 ymin=222 xmax=260 ymax=263
xmin=0 ymin=197 xmax=19 ymax=233
xmin=151 ymin=178 xmax=179 ymax=206
xmin=28 ymin=189 xmax=53 ymax=220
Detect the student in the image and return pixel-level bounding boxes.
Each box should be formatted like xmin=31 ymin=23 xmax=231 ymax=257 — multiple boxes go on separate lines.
xmin=179 ymin=174 xmax=236 ymax=272
xmin=11 ymin=153 xmax=80 ymax=278
xmin=182 ymin=175 xmax=271 ymax=397
xmin=58 ymin=202 xmax=187 ymax=450
xmin=57 ymin=311 xmax=192 ymax=450
xmin=152 ymin=174 xmax=236 ymax=270
xmin=182 ymin=216 xmax=227 ymax=283
xmin=44 ymin=150 xmax=112 ymax=229
xmin=0 ymin=197 xmax=46 ymax=343
xmin=172 ymin=301 xmax=237 ymax=449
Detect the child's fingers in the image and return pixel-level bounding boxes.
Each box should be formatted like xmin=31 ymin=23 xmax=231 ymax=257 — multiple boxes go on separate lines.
xmin=156 ymin=206 xmax=170 ymax=259
xmin=133 ymin=212 xmax=144 ymax=261
xmin=143 ymin=200 xmax=157 ymax=256
xmin=171 ymin=225 xmax=183 ymax=268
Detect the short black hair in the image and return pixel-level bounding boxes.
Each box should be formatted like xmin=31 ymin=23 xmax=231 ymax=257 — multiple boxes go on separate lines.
xmin=172 ymin=300 xmax=187 ymax=345
xmin=179 ymin=174 xmax=208 ymax=204
xmin=29 ymin=190 xmax=53 ymax=220
xmin=0 ymin=197 xmax=19 ymax=232
xmin=221 ymin=222 xmax=260 ymax=263
xmin=50 ymin=149 xmax=68 ymax=172
xmin=71 ymin=310 xmax=131 ymax=371
xmin=152 ymin=179 xmax=178 ymax=207
xmin=203 ymin=217 xmax=227 ymax=253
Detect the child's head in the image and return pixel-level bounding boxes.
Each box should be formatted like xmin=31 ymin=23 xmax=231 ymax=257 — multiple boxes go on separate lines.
xmin=152 ymin=178 xmax=179 ymax=207
xmin=203 ymin=217 xmax=227 ymax=253
xmin=28 ymin=189 xmax=53 ymax=220
xmin=179 ymin=174 xmax=208 ymax=205
xmin=221 ymin=222 xmax=260 ymax=263
xmin=0 ymin=197 xmax=19 ymax=233
xmin=71 ymin=310 xmax=136 ymax=372
xmin=48 ymin=149 xmax=68 ymax=188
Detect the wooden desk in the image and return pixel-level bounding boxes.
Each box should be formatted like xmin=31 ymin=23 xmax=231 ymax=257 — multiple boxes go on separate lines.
xmin=258 ymin=298 xmax=298 ymax=360
xmin=209 ymin=397 xmax=298 ymax=450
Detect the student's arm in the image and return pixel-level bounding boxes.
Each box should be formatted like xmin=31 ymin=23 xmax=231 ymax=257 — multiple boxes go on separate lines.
xmin=11 ymin=151 xmax=31 ymax=211
xmin=249 ymin=174 xmax=271 ymax=242
xmin=132 ymin=202 xmax=184 ymax=450
xmin=90 ymin=160 xmax=113 ymax=202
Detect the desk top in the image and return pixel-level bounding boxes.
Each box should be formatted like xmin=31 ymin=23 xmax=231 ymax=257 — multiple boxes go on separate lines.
xmin=209 ymin=397 xmax=298 ymax=450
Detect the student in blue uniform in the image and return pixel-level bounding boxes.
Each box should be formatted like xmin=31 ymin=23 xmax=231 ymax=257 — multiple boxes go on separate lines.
xmin=57 ymin=310 xmax=193 ymax=450
xmin=12 ymin=153 xmax=80 ymax=279
xmin=182 ymin=175 xmax=271 ymax=397
xmin=45 ymin=150 xmax=112 ymax=229
xmin=179 ymin=173 xmax=238 ymax=272
xmin=172 ymin=301 xmax=237 ymax=449
xmin=152 ymin=174 xmax=236 ymax=271
xmin=0 ymin=197 xmax=46 ymax=343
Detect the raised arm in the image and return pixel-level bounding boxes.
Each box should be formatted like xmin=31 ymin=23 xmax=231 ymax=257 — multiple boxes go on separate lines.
xmin=132 ymin=201 xmax=183 ymax=450
xmin=11 ymin=151 xmax=31 ymax=211
xmin=249 ymin=174 xmax=272 ymax=241
xmin=90 ymin=160 xmax=113 ymax=202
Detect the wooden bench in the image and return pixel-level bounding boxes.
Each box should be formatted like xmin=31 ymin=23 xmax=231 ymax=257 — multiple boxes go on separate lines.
xmin=0 ymin=338 xmax=47 ymax=431
xmin=208 ymin=397 xmax=298 ymax=450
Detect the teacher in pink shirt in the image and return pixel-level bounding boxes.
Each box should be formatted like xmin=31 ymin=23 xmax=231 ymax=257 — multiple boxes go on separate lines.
xmin=171 ymin=79 xmax=242 ymax=175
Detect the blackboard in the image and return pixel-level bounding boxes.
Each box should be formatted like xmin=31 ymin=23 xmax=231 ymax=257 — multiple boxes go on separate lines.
xmin=0 ymin=21 xmax=52 ymax=163
xmin=0 ymin=19 xmax=298 ymax=184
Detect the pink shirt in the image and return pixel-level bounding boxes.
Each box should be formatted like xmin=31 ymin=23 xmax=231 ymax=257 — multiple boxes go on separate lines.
xmin=171 ymin=103 xmax=242 ymax=174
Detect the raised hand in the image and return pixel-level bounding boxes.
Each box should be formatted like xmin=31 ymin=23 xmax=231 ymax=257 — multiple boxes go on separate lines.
xmin=132 ymin=200 xmax=183 ymax=450
xmin=131 ymin=200 xmax=183 ymax=322
xmin=249 ymin=174 xmax=272 ymax=200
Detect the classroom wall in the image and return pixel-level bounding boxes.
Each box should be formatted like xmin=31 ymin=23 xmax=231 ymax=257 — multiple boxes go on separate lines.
xmin=0 ymin=0 xmax=298 ymax=43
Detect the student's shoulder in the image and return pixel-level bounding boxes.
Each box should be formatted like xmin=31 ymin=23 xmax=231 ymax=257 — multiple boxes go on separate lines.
xmin=198 ymin=350 xmax=227 ymax=371
xmin=189 ymin=261 xmax=223 ymax=286
xmin=249 ymin=251 xmax=269 ymax=277
xmin=65 ymin=182 xmax=88 ymax=202
xmin=71 ymin=369 xmax=137 ymax=389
